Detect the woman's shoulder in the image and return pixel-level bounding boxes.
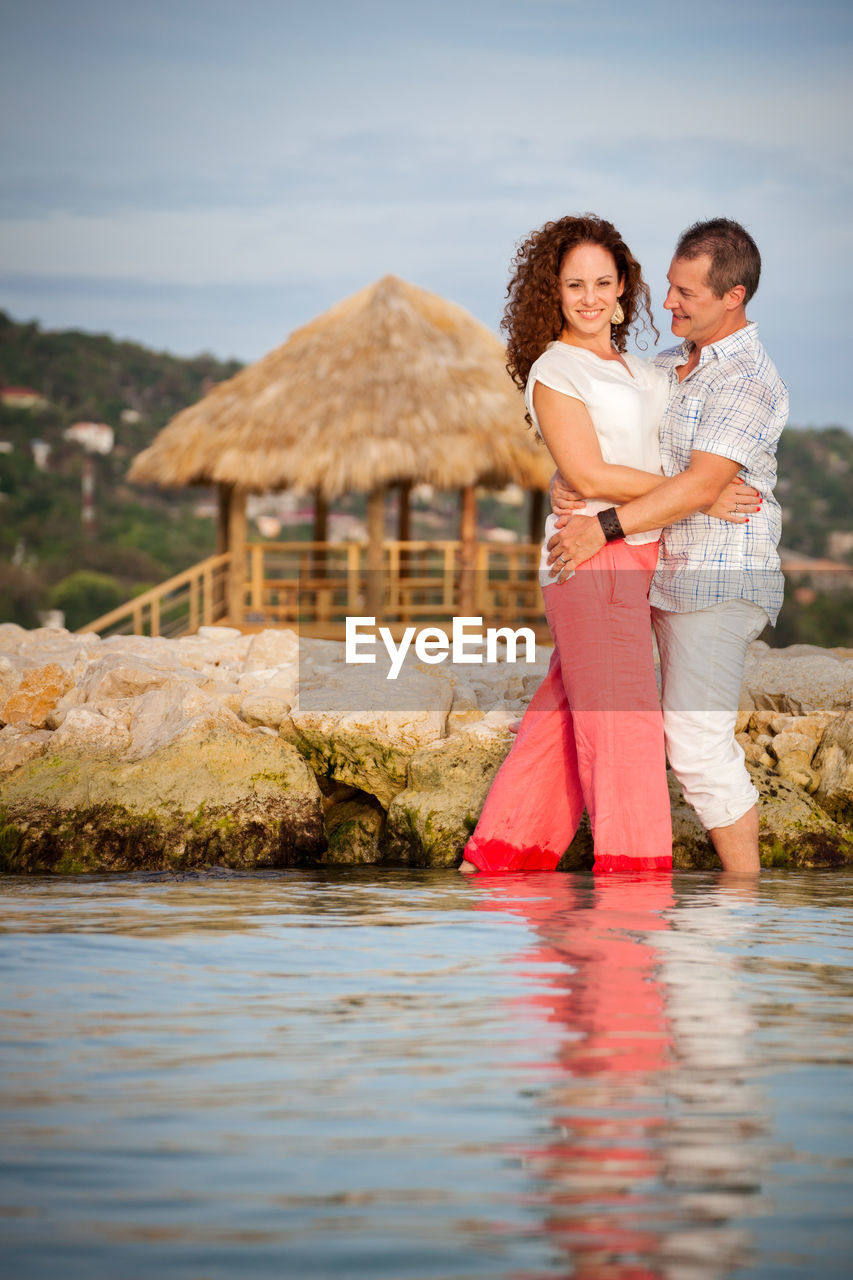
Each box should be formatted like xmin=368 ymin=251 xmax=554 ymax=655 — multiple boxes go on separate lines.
xmin=526 ymin=342 xmax=586 ymax=402
xmin=527 ymin=341 xmax=586 ymax=387
xmin=531 ymin=341 xmax=579 ymax=372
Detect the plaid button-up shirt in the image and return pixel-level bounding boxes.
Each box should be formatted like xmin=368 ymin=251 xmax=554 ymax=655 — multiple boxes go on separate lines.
xmin=649 ymin=323 xmax=787 ymax=624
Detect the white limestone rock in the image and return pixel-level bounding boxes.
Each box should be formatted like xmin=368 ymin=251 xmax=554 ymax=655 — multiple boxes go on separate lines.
xmin=447 ymin=683 xmax=484 ymax=732
xmin=743 ymin=651 xmax=853 ymax=715
xmin=814 ymin=711 xmax=853 ymax=822
xmin=237 ymin=668 xmax=299 ymax=698
xmin=51 ymin=705 xmax=133 ymax=755
xmin=197 ymin=625 xmax=243 ymax=641
xmin=0 ymin=623 xmax=29 ymax=652
xmin=242 ymin=628 xmax=300 ymax=672
xmin=735 ymin=689 xmax=756 ymax=735
xmin=768 ymin=731 xmax=819 ymax=764
xmin=775 ymin=751 xmax=820 ymax=794
xmin=124 ymin=685 xmax=252 ymax=761
xmin=0 ymin=657 xmax=22 ymax=705
xmin=0 ymin=725 xmax=52 ymax=775
xmin=240 ymin=691 xmax=294 ymax=729
xmin=73 ymin=653 xmax=201 ymax=703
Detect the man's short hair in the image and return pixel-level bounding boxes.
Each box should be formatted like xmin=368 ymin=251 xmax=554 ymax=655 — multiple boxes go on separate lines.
xmin=675 ymin=218 xmax=761 ymax=304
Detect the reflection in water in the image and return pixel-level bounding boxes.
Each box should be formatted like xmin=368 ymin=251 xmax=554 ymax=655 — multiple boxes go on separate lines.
xmin=471 ymin=873 xmax=766 ymax=1279
xmin=1 ymin=870 xmax=852 ymax=1278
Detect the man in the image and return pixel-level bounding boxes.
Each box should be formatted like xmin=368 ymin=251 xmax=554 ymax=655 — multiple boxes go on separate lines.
xmin=546 ymin=218 xmax=787 ymax=874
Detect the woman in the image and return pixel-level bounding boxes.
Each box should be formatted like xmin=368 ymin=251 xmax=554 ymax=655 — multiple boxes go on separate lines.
xmin=460 ymin=215 xmax=755 ymax=875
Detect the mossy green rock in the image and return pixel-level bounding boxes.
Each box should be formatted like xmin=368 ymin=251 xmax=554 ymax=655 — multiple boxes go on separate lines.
xmin=751 ymin=763 xmax=853 ymax=866
xmin=283 ymin=719 xmax=411 ymax=810
xmin=668 ymin=764 xmax=852 ymax=870
xmin=282 ymin=669 xmax=452 ymax=809
xmin=324 ymin=796 xmax=386 ymax=864
xmin=0 ymin=730 xmax=325 ymax=873
xmin=383 ymin=733 xmax=512 ymax=867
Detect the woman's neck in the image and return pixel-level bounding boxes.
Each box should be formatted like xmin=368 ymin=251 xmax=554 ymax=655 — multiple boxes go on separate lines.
xmin=557 ymin=329 xmax=619 ymax=360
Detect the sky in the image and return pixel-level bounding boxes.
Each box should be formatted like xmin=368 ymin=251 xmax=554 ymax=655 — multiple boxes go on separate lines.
xmin=1 ymin=0 xmax=851 ymax=425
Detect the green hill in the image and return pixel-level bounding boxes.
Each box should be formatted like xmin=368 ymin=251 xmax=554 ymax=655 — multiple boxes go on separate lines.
xmin=0 ymin=310 xmax=851 ymax=643
xmin=0 ymin=310 xmax=243 ymax=626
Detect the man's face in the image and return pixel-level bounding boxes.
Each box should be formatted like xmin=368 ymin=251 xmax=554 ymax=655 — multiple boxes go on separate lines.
xmin=663 ymin=254 xmax=730 ymax=347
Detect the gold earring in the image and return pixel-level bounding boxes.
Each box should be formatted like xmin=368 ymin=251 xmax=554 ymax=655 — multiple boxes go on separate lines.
xmin=611 ymin=301 xmax=625 ymax=326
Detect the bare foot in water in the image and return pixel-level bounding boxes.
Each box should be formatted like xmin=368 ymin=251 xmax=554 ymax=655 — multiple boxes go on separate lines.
xmin=458 ymin=859 xmax=478 ymax=875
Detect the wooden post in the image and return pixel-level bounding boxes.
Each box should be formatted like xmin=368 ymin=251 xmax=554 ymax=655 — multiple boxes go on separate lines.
xmin=226 ymin=486 xmax=247 ymax=628
xmin=529 ymin=488 xmax=545 ymax=542
xmin=313 ymin=489 xmax=328 ymax=579
xmin=201 ymin=565 xmax=212 ymax=626
xmin=366 ymin=486 xmax=386 ymax=620
xmin=216 ymin=483 xmax=231 ymax=554
xmin=312 ymin=490 xmax=328 ymax=542
xmin=250 ymin=543 xmax=263 ymax=614
xmin=397 ymin=480 xmax=412 ymax=589
xmin=346 ymin=543 xmax=360 ymax=614
xmin=214 ymin=483 xmax=232 ymax=622
xmin=397 ymin=481 xmax=412 ymax=542
xmin=458 ymin=485 xmax=477 ymax=617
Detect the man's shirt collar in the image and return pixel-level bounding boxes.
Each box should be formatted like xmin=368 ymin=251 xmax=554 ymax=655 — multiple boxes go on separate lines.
xmin=681 ymin=321 xmax=759 ymax=368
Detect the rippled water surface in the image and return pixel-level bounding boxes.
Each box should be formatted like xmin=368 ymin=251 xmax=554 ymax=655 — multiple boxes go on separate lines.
xmin=2 ymin=868 xmax=853 ymax=1279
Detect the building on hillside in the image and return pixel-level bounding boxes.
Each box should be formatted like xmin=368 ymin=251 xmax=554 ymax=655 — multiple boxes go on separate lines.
xmin=31 ymin=439 xmax=51 ymax=470
xmin=64 ymin=421 xmax=115 ymax=454
xmin=0 ymin=386 xmax=48 ymax=410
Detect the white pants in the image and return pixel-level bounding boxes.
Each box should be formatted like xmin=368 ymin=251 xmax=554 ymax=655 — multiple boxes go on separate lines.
xmin=652 ymin=600 xmax=768 ymax=832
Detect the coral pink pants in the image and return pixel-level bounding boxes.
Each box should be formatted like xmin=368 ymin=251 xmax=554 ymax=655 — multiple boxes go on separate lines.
xmin=464 ymin=540 xmax=672 ymax=873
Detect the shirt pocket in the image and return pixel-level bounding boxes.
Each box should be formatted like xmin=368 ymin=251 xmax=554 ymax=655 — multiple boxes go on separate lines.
xmin=679 ymin=393 xmax=705 ymax=428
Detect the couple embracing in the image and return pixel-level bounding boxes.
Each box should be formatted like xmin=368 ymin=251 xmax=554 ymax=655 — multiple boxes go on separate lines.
xmin=461 ymin=215 xmax=786 ymax=878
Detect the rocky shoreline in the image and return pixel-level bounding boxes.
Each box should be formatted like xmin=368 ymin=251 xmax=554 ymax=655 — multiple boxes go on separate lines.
xmin=1 ymin=623 xmax=851 ymax=873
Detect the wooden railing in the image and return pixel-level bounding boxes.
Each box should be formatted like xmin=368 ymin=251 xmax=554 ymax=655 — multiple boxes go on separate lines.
xmin=240 ymin=540 xmax=545 ymax=631
xmin=79 ymin=553 xmax=232 ymax=638
xmin=78 ymin=541 xmax=546 ymax=638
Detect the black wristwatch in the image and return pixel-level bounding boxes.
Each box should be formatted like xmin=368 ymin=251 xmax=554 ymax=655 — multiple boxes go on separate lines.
xmin=597 ymin=507 xmax=625 ymax=543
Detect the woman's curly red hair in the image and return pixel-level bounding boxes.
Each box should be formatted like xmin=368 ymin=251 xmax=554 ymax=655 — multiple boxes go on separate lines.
xmin=502 ymin=214 xmax=658 ymax=408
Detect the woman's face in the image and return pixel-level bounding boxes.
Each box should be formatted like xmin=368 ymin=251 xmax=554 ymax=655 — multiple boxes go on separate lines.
xmin=558 ymin=243 xmax=624 ymax=340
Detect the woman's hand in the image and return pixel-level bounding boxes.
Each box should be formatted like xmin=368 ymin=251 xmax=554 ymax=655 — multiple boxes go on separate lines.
xmin=705 ymin=476 xmax=762 ymax=524
xmin=550 ymin=470 xmax=587 ymax=515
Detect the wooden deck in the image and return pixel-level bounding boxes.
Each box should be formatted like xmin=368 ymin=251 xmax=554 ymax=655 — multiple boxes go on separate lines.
xmin=79 ymin=540 xmax=550 ymax=640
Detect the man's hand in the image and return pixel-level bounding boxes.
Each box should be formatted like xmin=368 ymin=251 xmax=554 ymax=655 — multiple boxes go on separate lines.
xmin=546 ymin=514 xmax=606 ymax=581
xmin=550 ymin=470 xmax=587 ymax=515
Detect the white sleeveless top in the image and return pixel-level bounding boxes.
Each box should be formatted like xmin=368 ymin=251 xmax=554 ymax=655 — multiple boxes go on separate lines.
xmin=525 ymin=342 xmax=668 ymax=583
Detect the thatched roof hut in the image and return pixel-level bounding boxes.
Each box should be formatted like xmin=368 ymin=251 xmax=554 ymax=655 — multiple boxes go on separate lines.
xmin=129 ymin=275 xmax=553 ymax=621
xmin=129 ymin=274 xmax=551 ymax=497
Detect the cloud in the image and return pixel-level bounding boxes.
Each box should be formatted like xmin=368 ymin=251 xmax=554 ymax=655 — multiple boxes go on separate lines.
xmin=0 ymin=0 xmax=850 ymax=422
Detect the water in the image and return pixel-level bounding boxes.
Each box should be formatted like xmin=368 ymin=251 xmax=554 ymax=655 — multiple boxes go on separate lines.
xmin=1 ymin=868 xmax=852 ymax=1280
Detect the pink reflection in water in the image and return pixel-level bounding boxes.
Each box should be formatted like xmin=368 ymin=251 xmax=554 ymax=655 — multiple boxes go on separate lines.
xmin=473 ymin=872 xmax=676 ymax=1280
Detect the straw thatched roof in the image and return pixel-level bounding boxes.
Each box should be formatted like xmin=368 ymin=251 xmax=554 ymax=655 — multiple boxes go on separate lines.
xmin=128 ymin=275 xmax=552 ymax=498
